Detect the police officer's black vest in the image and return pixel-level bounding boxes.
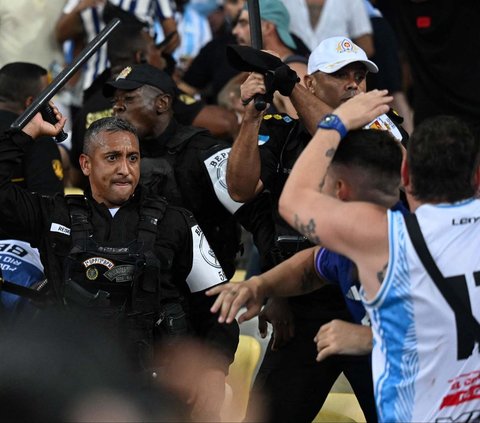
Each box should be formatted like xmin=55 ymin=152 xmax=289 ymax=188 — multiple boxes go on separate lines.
xmin=61 ymin=194 xmax=167 ymax=313
xmin=140 ymin=124 xmax=241 ymax=279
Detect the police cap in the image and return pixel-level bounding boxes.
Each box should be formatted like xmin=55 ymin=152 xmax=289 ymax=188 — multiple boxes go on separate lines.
xmin=103 ymin=63 xmax=177 ymax=98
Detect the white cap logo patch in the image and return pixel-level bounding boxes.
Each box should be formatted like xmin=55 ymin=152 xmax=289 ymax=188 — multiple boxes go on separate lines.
xmin=336 ymin=39 xmax=358 ymax=54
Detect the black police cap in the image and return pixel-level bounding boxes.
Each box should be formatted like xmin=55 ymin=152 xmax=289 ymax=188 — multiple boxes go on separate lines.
xmin=103 ymin=63 xmax=177 ymax=98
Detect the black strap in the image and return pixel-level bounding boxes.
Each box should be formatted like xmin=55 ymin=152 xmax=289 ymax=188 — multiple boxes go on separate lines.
xmin=0 ymin=279 xmax=43 ymax=299
xmin=66 ymin=194 xmax=93 ymax=251
xmin=404 ymin=213 xmax=480 ymax=359
xmin=136 ymin=195 xmax=167 ymax=297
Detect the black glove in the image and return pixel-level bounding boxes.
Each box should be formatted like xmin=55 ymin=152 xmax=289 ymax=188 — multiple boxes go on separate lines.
xmin=272 ymin=64 xmax=300 ymax=97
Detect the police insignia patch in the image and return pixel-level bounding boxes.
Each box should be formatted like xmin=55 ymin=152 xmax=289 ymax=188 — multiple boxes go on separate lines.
xmin=86 ymin=267 xmax=99 ymax=280
xmin=116 ymin=66 xmax=132 ymax=80
xmin=52 ymin=159 xmax=64 ymax=181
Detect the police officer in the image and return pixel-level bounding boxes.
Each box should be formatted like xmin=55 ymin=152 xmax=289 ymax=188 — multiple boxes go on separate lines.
xmin=226 ymin=37 xmax=409 ymax=423
xmin=0 ymin=112 xmax=238 ymax=421
xmin=105 ymin=63 xmax=247 ymax=281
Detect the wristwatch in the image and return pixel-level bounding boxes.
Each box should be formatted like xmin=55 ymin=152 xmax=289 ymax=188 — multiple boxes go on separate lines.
xmin=317 ymin=114 xmax=348 ymax=139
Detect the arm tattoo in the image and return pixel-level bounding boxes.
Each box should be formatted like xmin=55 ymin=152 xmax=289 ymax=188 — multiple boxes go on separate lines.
xmin=293 ymin=214 xmax=321 ymax=245
xmin=376 ymin=263 xmax=389 ymax=283
xmin=325 ymin=147 xmax=336 ymax=158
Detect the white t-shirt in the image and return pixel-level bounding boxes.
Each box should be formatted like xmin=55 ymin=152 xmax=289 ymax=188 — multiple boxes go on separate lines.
xmin=282 ymin=0 xmax=372 ymax=51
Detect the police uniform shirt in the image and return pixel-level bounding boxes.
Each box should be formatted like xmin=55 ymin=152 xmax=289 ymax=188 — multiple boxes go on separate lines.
xmin=0 ymin=129 xmax=238 ymax=369
xmin=0 ymin=110 xmax=63 ymax=194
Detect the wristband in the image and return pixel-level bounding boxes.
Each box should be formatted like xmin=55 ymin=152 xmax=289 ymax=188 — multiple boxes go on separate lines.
xmin=317 ymin=114 xmax=348 ymax=139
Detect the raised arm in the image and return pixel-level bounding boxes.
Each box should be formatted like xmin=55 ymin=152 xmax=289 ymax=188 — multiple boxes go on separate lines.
xmin=279 ymin=90 xmax=393 ymax=298
xmin=226 ymin=72 xmax=267 ymax=202
xmin=206 ymin=246 xmax=324 ymax=324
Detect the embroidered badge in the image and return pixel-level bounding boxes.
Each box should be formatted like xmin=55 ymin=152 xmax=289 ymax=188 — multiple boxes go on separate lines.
xmin=82 ymin=257 xmax=114 ymax=269
xmin=336 ymin=39 xmax=358 ymax=54
xmin=86 ymin=267 xmax=99 ymax=280
xmin=116 ymin=66 xmax=132 ymax=80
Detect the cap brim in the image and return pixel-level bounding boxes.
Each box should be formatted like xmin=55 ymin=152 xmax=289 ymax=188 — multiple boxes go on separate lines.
xmin=277 ymin=28 xmax=297 ymax=51
xmin=318 ymin=58 xmax=379 ymax=74
xmin=102 ymin=79 xmax=144 ymax=98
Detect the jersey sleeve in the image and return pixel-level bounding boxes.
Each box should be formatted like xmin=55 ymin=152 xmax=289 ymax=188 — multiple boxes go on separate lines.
xmin=314 ymin=247 xmax=340 ymax=284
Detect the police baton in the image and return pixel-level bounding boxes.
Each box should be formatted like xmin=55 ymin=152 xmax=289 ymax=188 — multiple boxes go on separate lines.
xmin=247 ymin=0 xmax=267 ymax=111
xmin=10 ymin=18 xmax=122 ymax=141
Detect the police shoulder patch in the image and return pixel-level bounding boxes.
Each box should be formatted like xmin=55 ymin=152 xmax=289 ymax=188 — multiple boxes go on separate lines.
xmin=263 ymin=113 xmax=294 ymax=125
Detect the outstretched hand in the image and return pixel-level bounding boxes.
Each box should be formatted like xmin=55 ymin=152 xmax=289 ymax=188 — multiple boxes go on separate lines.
xmin=22 ymin=103 xmax=67 ymax=140
xmin=333 ymin=89 xmax=393 ymax=131
xmin=206 ymin=277 xmax=266 ymax=324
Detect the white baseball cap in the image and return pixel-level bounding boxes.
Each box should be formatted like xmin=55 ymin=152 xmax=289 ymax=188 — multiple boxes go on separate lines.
xmin=308 ymin=37 xmax=379 ymax=75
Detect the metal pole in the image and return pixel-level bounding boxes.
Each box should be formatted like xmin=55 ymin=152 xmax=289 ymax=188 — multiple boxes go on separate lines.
xmin=246 ymin=0 xmax=267 ymax=110
xmin=11 ymin=18 xmax=122 ymax=131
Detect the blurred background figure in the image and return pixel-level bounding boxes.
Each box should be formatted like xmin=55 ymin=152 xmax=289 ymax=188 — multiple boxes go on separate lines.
xmin=0 ymin=62 xmax=64 ymax=317
xmin=0 ymin=310 xmax=188 ymax=422
xmin=384 ymin=0 xmax=480 ymax=137
xmin=281 ymin=0 xmax=374 ymax=57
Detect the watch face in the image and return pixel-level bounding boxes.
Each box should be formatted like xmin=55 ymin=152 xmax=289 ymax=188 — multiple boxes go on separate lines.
xmin=324 ymin=115 xmax=334 ymax=123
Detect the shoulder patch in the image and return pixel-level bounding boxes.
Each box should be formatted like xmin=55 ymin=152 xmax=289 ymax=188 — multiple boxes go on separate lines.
xmin=258 ymin=134 xmax=270 ymax=145
xmin=52 ymin=159 xmax=64 ymax=181
xmin=263 ymin=113 xmax=294 ymax=124
xmin=178 ymin=93 xmax=198 ymax=105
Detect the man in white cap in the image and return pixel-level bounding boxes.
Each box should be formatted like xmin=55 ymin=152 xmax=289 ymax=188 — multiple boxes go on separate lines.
xmin=221 ymin=36 xmax=407 ymax=423
xmin=232 ymin=0 xmax=308 ymax=118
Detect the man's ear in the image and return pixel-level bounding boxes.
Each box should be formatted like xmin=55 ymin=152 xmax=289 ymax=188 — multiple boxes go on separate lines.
xmin=155 ymin=93 xmax=173 ymax=113
xmin=336 ymin=179 xmax=350 ymax=201
xmin=24 ymin=96 xmax=34 ymax=108
xmin=303 ymin=75 xmax=315 ymax=94
xmin=79 ymin=154 xmax=91 ymax=177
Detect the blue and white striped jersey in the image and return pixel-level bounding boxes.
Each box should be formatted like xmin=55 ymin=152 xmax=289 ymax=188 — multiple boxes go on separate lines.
xmin=363 ymin=200 xmax=480 ymax=422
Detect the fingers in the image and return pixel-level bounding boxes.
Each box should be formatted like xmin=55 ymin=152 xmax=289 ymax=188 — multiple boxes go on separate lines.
xmin=316 ymin=344 xmax=335 ymax=362
xmin=258 ymin=313 xmax=268 ymax=338
xmin=207 ymin=283 xmax=252 ymax=324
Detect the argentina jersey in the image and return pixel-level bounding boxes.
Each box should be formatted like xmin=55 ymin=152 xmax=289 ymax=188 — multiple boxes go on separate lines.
xmin=363 ymin=202 xmax=480 ymax=422
xmin=63 ymin=0 xmax=174 ymax=89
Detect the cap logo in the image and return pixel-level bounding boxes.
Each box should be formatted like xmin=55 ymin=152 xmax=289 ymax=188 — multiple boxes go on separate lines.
xmin=336 ymin=39 xmax=358 ymax=54
xmin=116 ymin=66 xmax=132 ymax=81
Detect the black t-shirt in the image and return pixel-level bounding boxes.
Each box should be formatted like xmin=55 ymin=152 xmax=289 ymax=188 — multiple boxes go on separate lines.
xmin=367 ymin=16 xmax=402 ymax=93
xmin=389 ymin=0 xmax=480 ymax=130
xmin=0 ymin=110 xmax=63 ymax=195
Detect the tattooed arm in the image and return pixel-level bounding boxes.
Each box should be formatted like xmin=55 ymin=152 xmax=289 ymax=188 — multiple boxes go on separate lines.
xmin=279 ymin=90 xmax=395 ymax=299
xmin=207 ymin=247 xmax=325 ymax=324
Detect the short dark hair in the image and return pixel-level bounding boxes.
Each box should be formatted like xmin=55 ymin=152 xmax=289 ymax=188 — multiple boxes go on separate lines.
xmin=332 ymin=129 xmax=402 ymax=196
xmin=407 ymin=115 xmax=480 ymax=203
xmin=0 ymin=62 xmax=47 ymax=104
xmin=83 ymin=117 xmax=138 ymax=155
